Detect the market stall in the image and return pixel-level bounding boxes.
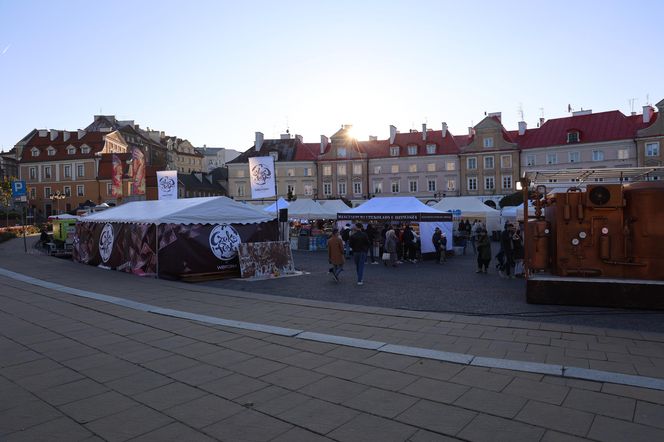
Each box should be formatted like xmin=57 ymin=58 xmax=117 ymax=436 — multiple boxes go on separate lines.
xmin=337 ymin=196 xmax=453 ymax=253
xmin=73 ymin=196 xmax=278 ymax=279
xmin=433 ymin=197 xmax=501 ymax=233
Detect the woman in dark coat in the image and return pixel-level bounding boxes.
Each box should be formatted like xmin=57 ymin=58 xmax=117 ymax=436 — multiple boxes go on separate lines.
xmin=475 ymin=228 xmax=492 ymax=273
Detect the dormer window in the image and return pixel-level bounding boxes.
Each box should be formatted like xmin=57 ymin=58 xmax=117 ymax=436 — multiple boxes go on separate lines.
xmin=567 ymin=131 xmax=580 ymax=143
xmin=390 ymin=146 xmax=399 ymax=156
xmin=67 ymin=146 xmax=76 ymax=155
xmin=407 ymin=145 xmax=417 ymax=155
xmin=31 ymin=148 xmax=40 ymax=157
xmin=269 ymin=151 xmax=278 ymax=162
xmin=483 ymin=137 xmax=494 ymax=148
xmin=337 ymin=147 xmax=347 ymax=158
xmin=81 ymin=145 xmax=91 ymax=154
xmin=426 ymin=144 xmax=436 ymax=154
xmin=47 ymin=147 xmax=56 ymax=156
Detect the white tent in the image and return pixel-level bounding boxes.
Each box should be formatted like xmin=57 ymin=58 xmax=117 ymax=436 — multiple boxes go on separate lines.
xmin=433 ymin=197 xmax=501 ymax=232
xmin=338 ymin=197 xmax=453 ymax=252
xmin=83 ymin=196 xmax=275 ymax=225
xmin=263 ymin=197 xmax=290 ymax=213
xmin=283 ymin=199 xmax=336 ymax=220
xmin=319 ymin=199 xmax=352 ymax=214
xmin=501 ymin=201 xmax=539 ymax=225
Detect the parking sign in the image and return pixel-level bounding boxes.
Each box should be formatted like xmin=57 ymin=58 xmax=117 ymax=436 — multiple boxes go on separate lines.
xmin=11 ymin=180 xmax=27 ymax=198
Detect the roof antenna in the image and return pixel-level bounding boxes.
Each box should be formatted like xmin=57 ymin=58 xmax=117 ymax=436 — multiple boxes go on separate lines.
xmin=286 ymin=115 xmax=290 ymax=135
xmin=628 ymin=98 xmax=636 ymax=114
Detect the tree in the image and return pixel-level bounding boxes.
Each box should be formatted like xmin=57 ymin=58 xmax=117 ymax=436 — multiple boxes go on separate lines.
xmin=0 ymin=177 xmax=14 ymax=227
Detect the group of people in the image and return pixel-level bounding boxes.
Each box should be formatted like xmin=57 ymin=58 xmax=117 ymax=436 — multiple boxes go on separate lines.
xmin=327 ymin=223 xmax=371 ymax=285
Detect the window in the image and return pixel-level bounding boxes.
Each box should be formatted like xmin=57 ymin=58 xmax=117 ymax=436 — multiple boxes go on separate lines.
xmin=500 ymin=155 xmax=512 ymax=168
xmin=353 ymin=163 xmax=362 ymax=175
xmin=44 ymin=166 xmax=52 ymax=179
xmin=427 ymin=163 xmax=436 ymax=172
xmin=338 ymin=182 xmax=346 ymax=195
xmin=235 ymin=169 xmax=245 ymax=178
xmin=353 ymin=182 xmax=362 ymax=195
xmin=502 ymin=175 xmax=512 ymax=190
xmin=408 ymin=145 xmax=417 ymax=155
xmin=106 ymin=183 xmax=113 ymax=195
xmin=547 ymin=153 xmax=558 ymax=165
xmin=567 ymin=131 xmax=580 ymax=143
xmin=428 ymin=179 xmax=436 ymax=192
xmin=483 ymin=137 xmax=494 ymax=148
xmin=594 ymin=178 xmax=604 ymax=182
xmin=646 ymin=142 xmax=660 ymax=157
xmin=447 ymin=179 xmax=456 ymax=191
xmin=467 ymin=157 xmax=477 ymax=170
xmin=391 ymin=164 xmax=399 ymax=174
xmin=391 ymin=181 xmax=400 ymax=193
xmin=29 ymin=167 xmax=37 ymax=180
xmin=31 ymin=148 xmax=39 ymax=157
xmin=409 ymin=180 xmax=418 ymax=192
xmin=47 ymin=147 xmax=56 ymax=156
xmin=67 ymin=146 xmax=76 ymax=155
xmin=446 ymin=161 xmax=456 ymax=171
xmin=76 ymin=185 xmax=84 ymax=196
xmin=390 ymin=146 xmax=399 ymax=156
xmin=484 ymin=156 xmax=494 ymax=169
xmin=337 ymin=164 xmax=346 ymax=175
xmin=592 ymin=150 xmax=604 ymax=161
xmin=617 ymin=149 xmax=629 ymax=160
xmin=269 ymin=151 xmax=278 ymax=161
xmin=287 ymin=168 xmax=294 ymax=177
xmin=45 ymin=187 xmax=52 ymax=198
xmin=337 ymin=147 xmax=347 ymax=158
xmin=485 ymin=176 xmax=495 ymax=190
xmin=569 ymin=151 xmax=580 ymax=163
xmin=548 ymin=179 xmax=558 ymax=183
xmin=64 ymin=165 xmax=71 ymax=178
xmin=373 ymin=181 xmax=383 ymax=194
xmin=304 ymin=184 xmax=313 ymax=196
xmin=467 ymin=177 xmax=477 ymax=191
xmin=81 ymin=146 xmax=91 ymax=154
xmin=29 ymin=188 xmax=36 ymax=199
xmin=374 ymin=165 xmax=382 ymax=174
xmin=408 ymin=164 xmax=417 ymax=173
xmin=526 ymin=154 xmax=536 ymax=166
xmin=323 ymin=165 xmax=332 ymax=176
xmin=323 ymin=182 xmax=331 ymax=195
xmin=77 ymin=164 xmax=84 ymax=177
xmin=63 ymin=186 xmax=71 ymax=197
xmin=237 ymin=185 xmax=245 ymax=197
xmin=426 ymin=144 xmax=436 ymax=154
xmin=303 ymin=167 xmax=311 ymax=176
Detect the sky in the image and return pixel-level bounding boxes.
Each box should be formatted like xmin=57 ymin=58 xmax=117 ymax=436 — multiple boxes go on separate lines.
xmin=1 ymin=0 xmax=663 ymax=153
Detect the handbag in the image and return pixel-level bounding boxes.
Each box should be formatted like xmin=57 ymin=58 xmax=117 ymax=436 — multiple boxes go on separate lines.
xmin=382 ymin=252 xmax=390 ymax=260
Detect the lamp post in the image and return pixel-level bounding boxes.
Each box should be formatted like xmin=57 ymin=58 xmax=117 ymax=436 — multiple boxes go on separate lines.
xmin=49 ymin=190 xmax=66 ymax=215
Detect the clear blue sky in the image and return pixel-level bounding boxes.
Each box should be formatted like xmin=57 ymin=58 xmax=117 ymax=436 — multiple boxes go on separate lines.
xmin=1 ymin=0 xmax=662 ymax=152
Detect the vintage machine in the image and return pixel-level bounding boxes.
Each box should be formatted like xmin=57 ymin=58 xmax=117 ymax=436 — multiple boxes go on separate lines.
xmin=522 ymin=167 xmax=664 ymax=308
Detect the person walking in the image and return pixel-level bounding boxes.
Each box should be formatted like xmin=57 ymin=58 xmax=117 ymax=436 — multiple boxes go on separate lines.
xmin=327 ymin=228 xmax=344 ymax=281
xmin=500 ymin=223 xmax=517 ymax=278
xmin=341 ymin=223 xmax=352 ymax=258
xmin=349 ymin=223 xmax=370 ymax=285
xmin=475 ymin=228 xmax=491 ymax=273
xmin=366 ymin=223 xmax=379 ymax=264
xmin=432 ymin=227 xmax=443 ymax=264
xmin=383 ymin=228 xmax=398 ymax=267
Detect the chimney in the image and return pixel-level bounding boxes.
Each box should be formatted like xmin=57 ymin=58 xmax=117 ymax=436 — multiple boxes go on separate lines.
xmin=320 ymin=135 xmax=329 ymax=154
xmin=488 ymin=112 xmax=502 ymax=122
xmin=422 ymin=123 xmax=427 ymax=141
xmin=441 ymin=122 xmax=448 ymax=138
xmin=255 ymin=132 xmax=264 ymax=150
xmin=38 ymin=129 xmax=47 ymax=137
xmin=77 ymin=129 xmax=86 ymax=140
xmin=295 ymin=134 xmax=303 ymax=143
xmin=539 ymin=117 xmax=545 ymax=127
xmin=369 ymin=135 xmax=378 ymax=141
xmin=518 ymin=121 xmax=527 ymax=136
xmin=389 ymin=125 xmax=397 ymax=144
xmin=468 ymin=127 xmax=474 ymax=136
xmin=160 ymin=131 xmax=165 ymax=138
xmin=63 ymin=131 xmax=70 ymax=142
xmin=50 ymin=130 xmax=59 ymax=141
xmin=280 ymin=133 xmax=291 ymax=140
xmin=572 ymin=110 xmax=592 ymax=116
xmin=643 ymin=105 xmax=655 ymax=124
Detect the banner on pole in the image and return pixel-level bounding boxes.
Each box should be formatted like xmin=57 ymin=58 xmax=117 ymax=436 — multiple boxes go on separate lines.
xmin=157 ymin=170 xmax=178 ymax=200
xmin=111 ymin=155 xmax=123 ymax=198
xmin=248 ymin=156 xmax=276 ymax=199
xmin=130 ymin=148 xmax=146 ymax=195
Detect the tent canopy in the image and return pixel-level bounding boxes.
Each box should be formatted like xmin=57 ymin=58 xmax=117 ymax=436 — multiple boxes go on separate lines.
xmin=282 ymin=199 xmax=336 ymax=220
xmin=319 ymin=199 xmax=353 ymax=214
xmin=263 ymin=197 xmax=289 ymax=213
xmin=338 ymin=196 xmax=451 ymax=222
xmin=433 ymin=196 xmax=500 ymax=231
xmin=81 ymin=196 xmax=276 ymax=225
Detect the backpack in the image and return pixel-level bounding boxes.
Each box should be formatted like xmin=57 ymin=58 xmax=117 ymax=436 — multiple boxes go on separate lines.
xmin=341 ymin=228 xmax=350 ymax=241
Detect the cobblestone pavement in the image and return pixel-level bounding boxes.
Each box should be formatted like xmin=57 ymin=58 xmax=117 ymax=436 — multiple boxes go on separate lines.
xmin=206 ymin=246 xmax=664 ymax=334
xmin=3 ymin=237 xmax=664 ymax=441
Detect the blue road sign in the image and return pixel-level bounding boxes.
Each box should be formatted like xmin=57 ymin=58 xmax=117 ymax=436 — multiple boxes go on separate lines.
xmin=11 ymin=180 xmax=27 ymax=198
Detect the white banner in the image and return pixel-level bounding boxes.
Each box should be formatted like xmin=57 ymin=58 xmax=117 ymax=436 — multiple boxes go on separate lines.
xmin=248 ymin=156 xmax=276 ymax=199
xmin=157 ymin=170 xmax=178 ymax=200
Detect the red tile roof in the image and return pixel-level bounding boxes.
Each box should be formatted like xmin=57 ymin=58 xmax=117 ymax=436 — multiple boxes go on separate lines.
xmin=519 ymin=111 xmax=641 ymax=150
xmin=20 ymin=131 xmax=105 ymax=163
xmin=294 ymin=142 xmax=320 ymax=161
xmin=389 ymin=130 xmax=460 ymax=155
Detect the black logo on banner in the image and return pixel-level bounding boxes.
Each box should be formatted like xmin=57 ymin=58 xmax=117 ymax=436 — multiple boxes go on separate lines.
xmin=251 ymin=163 xmax=272 ymax=185
xmin=159 ymin=175 xmax=176 ymax=192
xmin=99 ymin=223 xmax=114 ymax=263
xmin=209 ymin=224 xmax=242 ymax=261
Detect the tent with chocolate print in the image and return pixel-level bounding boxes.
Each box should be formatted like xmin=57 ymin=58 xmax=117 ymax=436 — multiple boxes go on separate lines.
xmin=73 ymin=196 xmax=277 ymax=279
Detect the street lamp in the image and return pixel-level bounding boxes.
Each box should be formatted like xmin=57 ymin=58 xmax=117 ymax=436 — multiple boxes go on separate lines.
xmin=49 ymin=190 xmax=66 ymax=215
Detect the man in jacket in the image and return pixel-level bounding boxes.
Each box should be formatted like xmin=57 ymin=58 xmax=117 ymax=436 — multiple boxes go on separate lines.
xmin=327 ymin=228 xmax=344 ymax=281
xmin=432 ymin=227 xmax=443 ymax=264
xmin=349 ymin=223 xmax=370 ymax=285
